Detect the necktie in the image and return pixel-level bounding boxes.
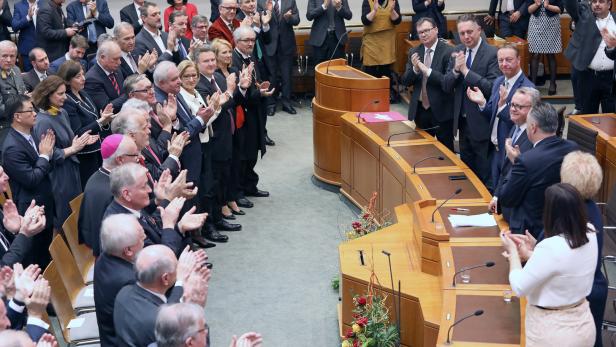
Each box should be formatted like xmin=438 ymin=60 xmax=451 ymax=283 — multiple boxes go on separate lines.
xmin=466 ymin=49 xmax=472 ymax=69
xmin=228 ymin=23 xmax=234 ymax=32
xmin=127 ymin=54 xmax=138 ymax=73
xmin=504 ymin=79 xmax=510 ymax=89
xmin=421 ymin=48 xmax=432 ymax=109
xmin=512 ymin=126 xmax=521 ymax=143
xmin=40 ymin=72 xmax=47 ymax=81
xmin=178 ymin=40 xmax=188 ymax=59
xmin=255 ymin=39 xmax=263 ymax=60
xmin=150 ymin=110 xmax=163 ymax=128
xmin=27 ymin=136 xmax=38 ymax=153
xmin=108 ymin=72 xmax=120 ymax=95
xmin=0 ymin=231 xmax=9 ymax=252
xmin=138 ymin=156 xmax=156 ymax=185
xmin=274 ymin=0 xmax=280 ymax=16
xmin=146 ymin=145 xmax=162 ymax=165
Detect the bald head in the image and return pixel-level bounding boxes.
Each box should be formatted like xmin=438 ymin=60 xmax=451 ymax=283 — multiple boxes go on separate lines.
xmin=135 ymin=245 xmax=177 ymax=287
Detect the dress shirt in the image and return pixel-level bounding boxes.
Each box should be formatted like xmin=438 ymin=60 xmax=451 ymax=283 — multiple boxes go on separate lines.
xmin=453 ymin=38 xmax=482 ymax=77
xmin=590 ymin=15 xmax=616 ymax=71
xmin=15 ymin=129 xmax=49 ymax=161
xmin=7 ymin=299 xmax=50 ymax=330
xmin=511 ymin=122 xmax=527 ymax=143
xmin=122 ymin=51 xmax=138 ymax=73
xmin=144 ymin=27 xmax=169 ymax=55
xmin=179 ymin=87 xmax=218 ymax=143
xmin=490 ymin=69 xmax=522 ymax=145
xmin=413 ymin=40 xmax=437 ymax=77
xmin=509 ymin=228 xmax=597 ymax=307
xmin=505 ymin=0 xmax=515 ymax=12
xmin=35 ymin=69 xmax=47 ymax=81
xmin=134 ymin=2 xmax=143 ymax=25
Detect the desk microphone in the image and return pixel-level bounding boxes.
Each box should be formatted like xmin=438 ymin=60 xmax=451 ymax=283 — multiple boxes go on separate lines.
xmin=357 ymin=100 xmax=380 ymax=123
xmin=386 ymin=125 xmax=440 ymax=146
xmin=431 ymin=188 xmax=462 ymax=222
xmin=452 ymin=261 xmax=495 ymax=287
xmin=381 ymin=250 xmax=400 ymax=338
xmin=326 ymin=30 xmax=352 ymax=75
xmin=413 ymin=156 xmax=445 ymax=174
xmin=445 ymin=309 xmax=484 ymax=345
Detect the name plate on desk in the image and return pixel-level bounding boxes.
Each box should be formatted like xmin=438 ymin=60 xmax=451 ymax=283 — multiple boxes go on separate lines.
xmin=393 ymin=144 xmax=456 ymax=169
xmin=363 ymin=121 xmax=428 ymax=142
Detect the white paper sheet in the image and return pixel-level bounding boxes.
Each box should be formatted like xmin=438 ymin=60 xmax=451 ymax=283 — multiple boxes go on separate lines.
xmin=448 ymin=213 xmax=497 ymax=228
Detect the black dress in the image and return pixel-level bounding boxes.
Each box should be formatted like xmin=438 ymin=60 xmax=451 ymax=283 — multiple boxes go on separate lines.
xmin=64 ymin=90 xmax=107 ymax=188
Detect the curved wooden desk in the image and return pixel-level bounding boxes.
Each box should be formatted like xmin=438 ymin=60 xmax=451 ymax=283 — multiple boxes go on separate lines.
xmin=338 ymin=114 xmax=523 ymax=346
xmin=312 ymin=59 xmax=389 ymax=185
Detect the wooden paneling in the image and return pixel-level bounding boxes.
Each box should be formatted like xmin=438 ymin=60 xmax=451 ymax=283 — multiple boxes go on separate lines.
xmin=351 ymin=141 xmax=379 ymax=207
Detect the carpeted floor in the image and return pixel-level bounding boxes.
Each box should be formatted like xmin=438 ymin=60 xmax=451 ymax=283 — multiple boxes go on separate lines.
xmin=204 ymin=100 xmax=356 ymax=347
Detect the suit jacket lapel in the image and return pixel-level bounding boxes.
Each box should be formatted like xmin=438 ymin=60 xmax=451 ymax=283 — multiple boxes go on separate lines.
xmin=470 ymin=40 xmax=484 ymax=70
xmin=12 ymin=129 xmax=39 ymax=159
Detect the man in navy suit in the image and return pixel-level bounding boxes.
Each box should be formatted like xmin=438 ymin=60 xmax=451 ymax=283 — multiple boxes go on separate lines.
xmin=443 ymin=14 xmax=501 ymax=186
xmin=12 ymin=0 xmax=38 ymax=72
xmin=114 ymin=23 xmax=155 ymax=79
xmin=489 ymin=86 xmax=538 ymax=222
xmin=498 ymin=101 xmax=579 ymax=237
xmin=84 ymin=40 xmax=126 ymax=112
xmin=467 ymin=44 xmax=534 ymax=190
xmin=36 ymin=0 xmax=79 ymax=61
xmin=120 ymin=0 xmax=143 ymax=34
xmin=306 ymin=0 xmax=352 ymax=64
xmin=94 ymin=214 xmax=142 ymax=347
xmin=66 ymin=0 xmax=113 ymax=54
xmin=1 ymin=95 xmax=55 ymax=267
xmin=134 ymin=2 xmax=180 ymax=64
xmin=48 ymin=35 xmax=88 ymax=73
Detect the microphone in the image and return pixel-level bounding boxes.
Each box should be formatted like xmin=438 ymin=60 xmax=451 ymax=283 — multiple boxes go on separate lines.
xmin=445 ymin=309 xmax=484 ymax=345
xmin=326 ymin=30 xmax=352 ymax=75
xmin=356 ymin=99 xmax=380 ymax=123
xmin=386 ymin=125 xmax=440 ymax=146
xmin=413 ymin=156 xmax=445 ymax=174
xmin=381 ymin=250 xmax=399 ymax=338
xmin=431 ymin=188 xmax=462 ymax=222
xmin=452 ymin=261 xmax=496 ymax=287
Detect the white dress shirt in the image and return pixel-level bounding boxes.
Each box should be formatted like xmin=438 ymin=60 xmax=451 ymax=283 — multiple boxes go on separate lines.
xmin=490 ymin=69 xmax=522 ymax=145
xmin=590 ymin=14 xmax=616 ymax=71
xmin=509 ymin=228 xmax=597 ymax=307
xmin=179 ymin=87 xmax=219 ymax=143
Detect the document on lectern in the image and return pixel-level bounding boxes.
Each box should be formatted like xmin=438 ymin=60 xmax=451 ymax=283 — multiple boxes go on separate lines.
xmin=448 ymin=213 xmax=497 ymax=228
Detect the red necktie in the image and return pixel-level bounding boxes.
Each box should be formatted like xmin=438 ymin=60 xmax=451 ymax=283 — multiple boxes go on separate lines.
xmin=150 ymin=110 xmax=163 ymax=128
xmin=138 ymin=156 xmax=155 ymax=185
xmin=146 ymin=145 xmax=162 ymax=166
xmin=108 ymin=72 xmax=120 ymax=95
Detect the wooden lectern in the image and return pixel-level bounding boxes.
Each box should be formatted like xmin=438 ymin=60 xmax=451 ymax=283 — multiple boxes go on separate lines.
xmin=312 ymin=59 xmax=389 ymax=185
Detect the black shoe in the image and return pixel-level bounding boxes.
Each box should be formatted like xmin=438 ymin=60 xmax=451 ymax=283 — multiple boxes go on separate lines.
xmin=228 ymin=205 xmax=246 ymax=215
xmin=237 ymin=197 xmax=254 ymax=208
xmin=548 ymin=83 xmax=557 ymax=96
xmin=223 ymin=213 xmax=236 ymax=220
xmin=282 ymin=105 xmax=297 ymax=114
xmin=265 ymin=135 xmax=276 ymax=146
xmin=246 ymin=189 xmax=269 ymax=197
xmin=204 ymin=226 xmax=229 ymax=243
xmin=267 ymin=108 xmax=276 ymax=117
xmin=192 ymin=235 xmax=217 ymax=248
xmin=215 ymin=220 xmax=242 ymax=231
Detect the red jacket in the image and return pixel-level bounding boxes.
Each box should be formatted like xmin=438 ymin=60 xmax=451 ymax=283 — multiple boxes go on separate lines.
xmin=208 ymin=17 xmax=241 ymax=47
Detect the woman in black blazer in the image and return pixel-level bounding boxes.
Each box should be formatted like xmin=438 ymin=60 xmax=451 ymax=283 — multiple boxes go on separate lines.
xmin=57 ymin=60 xmax=114 ymax=187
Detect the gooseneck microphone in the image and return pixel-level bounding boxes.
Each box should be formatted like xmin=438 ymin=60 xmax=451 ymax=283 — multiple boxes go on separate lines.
xmin=413 ymin=156 xmax=445 ymax=174
xmin=431 ymin=188 xmax=463 ymax=223
xmin=381 ymin=250 xmax=399 ymax=339
xmin=452 ymin=261 xmax=496 ymax=287
xmin=325 ymin=30 xmax=352 ymax=75
xmin=357 ymin=100 xmax=380 ymax=123
xmin=445 ymin=309 xmax=484 ymax=345
xmin=386 ymin=125 xmax=440 ymax=146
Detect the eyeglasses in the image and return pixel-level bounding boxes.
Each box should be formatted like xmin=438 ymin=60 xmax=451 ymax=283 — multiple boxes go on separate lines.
xmin=238 ymin=38 xmax=256 ymax=43
xmin=132 ymin=86 xmax=154 ymax=94
xmin=181 ymin=74 xmax=199 ymax=80
xmin=15 ymin=109 xmax=36 ymax=114
xmin=417 ymin=27 xmax=435 ymax=36
xmin=221 ymin=5 xmax=236 ymax=11
xmin=510 ymin=103 xmax=531 ymax=110
xmin=123 ymin=153 xmax=140 ymax=158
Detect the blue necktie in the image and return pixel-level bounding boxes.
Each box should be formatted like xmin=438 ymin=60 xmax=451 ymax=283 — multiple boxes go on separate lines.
xmin=512 ymin=126 xmax=521 ymax=143
xmin=466 ymin=49 xmax=472 ymax=69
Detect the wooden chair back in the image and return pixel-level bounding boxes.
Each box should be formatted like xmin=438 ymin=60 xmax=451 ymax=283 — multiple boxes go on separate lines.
xmin=62 ymin=212 xmax=95 ymax=284
xmin=69 ymin=193 xmax=84 ymax=215
xmin=42 ymin=261 xmax=75 ymax=343
xmin=49 ymin=235 xmax=86 ymax=304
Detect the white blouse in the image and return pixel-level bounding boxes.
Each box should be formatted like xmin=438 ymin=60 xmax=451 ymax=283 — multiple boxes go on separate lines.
xmin=509 ymin=227 xmax=597 ymax=307
xmin=179 ymin=87 xmax=219 ymax=143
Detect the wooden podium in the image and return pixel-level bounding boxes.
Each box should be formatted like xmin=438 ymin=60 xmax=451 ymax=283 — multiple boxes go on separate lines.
xmin=312 ymin=59 xmax=389 ymax=185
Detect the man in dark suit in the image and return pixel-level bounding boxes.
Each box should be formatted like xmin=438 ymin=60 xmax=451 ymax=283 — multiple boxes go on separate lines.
xmin=0 ymin=0 xmax=11 ymax=43
xmin=36 ymin=0 xmax=78 ymax=61
xmin=0 ymin=276 xmax=51 ymax=342
xmin=12 ymin=0 xmax=38 ymax=72
xmin=66 ymin=0 xmax=114 ymax=54
xmin=485 ymin=0 xmax=530 ymax=38
xmin=113 ymin=245 xmax=184 ymax=347
xmin=411 ymin=0 xmax=446 ymax=40
xmin=84 ymin=40 xmax=126 ymax=112
xmin=78 ymin=134 xmax=140 ymax=256
xmin=113 ymin=22 xmax=149 ymax=79
xmin=94 ymin=214 xmax=142 ymax=347
xmin=443 ymin=14 xmax=501 ymax=186
xmin=258 ymin=0 xmax=299 ymax=115
xmin=208 ymin=0 xmax=240 ymax=46
xmin=466 ymin=44 xmax=534 ymax=189
xmin=22 ymin=48 xmax=49 ymax=92
xmin=498 ymin=101 xmax=579 ymax=237
xmin=1 ymin=95 xmax=55 ymax=267
xmin=190 ymin=15 xmax=210 ymax=47
xmin=489 ymin=87 xmax=538 ymax=222
xmin=120 ymin=0 xmax=143 ymax=34
xmin=134 ymin=2 xmax=181 ymax=63
xmin=48 ymin=35 xmax=88 ymax=73
xmin=402 ymin=17 xmax=455 ymax=151
xmin=232 ymin=26 xmax=270 ymax=207
xmin=565 ymin=0 xmax=616 ymax=114
xmin=167 ymin=10 xmax=191 ymax=64
xmin=306 ymin=0 xmax=352 ymax=65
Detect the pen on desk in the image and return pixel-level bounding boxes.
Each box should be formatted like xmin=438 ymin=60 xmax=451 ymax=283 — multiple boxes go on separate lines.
xmin=451 ymin=208 xmax=470 ymax=212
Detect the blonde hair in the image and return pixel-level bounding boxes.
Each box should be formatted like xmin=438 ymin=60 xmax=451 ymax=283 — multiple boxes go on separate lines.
xmin=560 ymin=151 xmax=603 ymax=199
xmin=177 ymin=60 xmax=200 ymax=82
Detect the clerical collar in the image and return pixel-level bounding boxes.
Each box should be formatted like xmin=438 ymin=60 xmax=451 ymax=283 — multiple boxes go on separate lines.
xmin=99 ymin=167 xmax=111 ymax=176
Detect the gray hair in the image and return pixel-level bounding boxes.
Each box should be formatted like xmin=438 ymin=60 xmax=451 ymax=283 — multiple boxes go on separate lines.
xmin=100 ymin=214 xmax=141 ymax=256
xmin=233 ymin=25 xmax=255 ymax=43
xmin=96 ymin=40 xmax=120 ymax=62
xmin=153 ymin=61 xmax=177 ymax=86
xmin=191 ymin=15 xmax=209 ymax=28
xmin=111 ymin=108 xmax=144 ymax=135
xmin=97 ymin=33 xmax=114 ymax=47
xmin=139 ymin=1 xmax=157 ymax=18
xmin=109 ymin=163 xmax=147 ymax=198
xmin=122 ymin=98 xmax=150 ymax=113
xmin=113 ymin=22 xmax=135 ymax=38
xmin=0 ymin=40 xmax=17 ymax=52
xmin=155 ymin=303 xmax=204 ymax=347
xmin=191 ymin=44 xmax=215 ymax=64
xmin=514 ymin=87 xmax=541 ymax=107
xmin=528 ymin=101 xmax=559 ymax=134
xmin=135 ymin=248 xmax=176 ymax=285
xmin=124 ymin=74 xmax=150 ymax=94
